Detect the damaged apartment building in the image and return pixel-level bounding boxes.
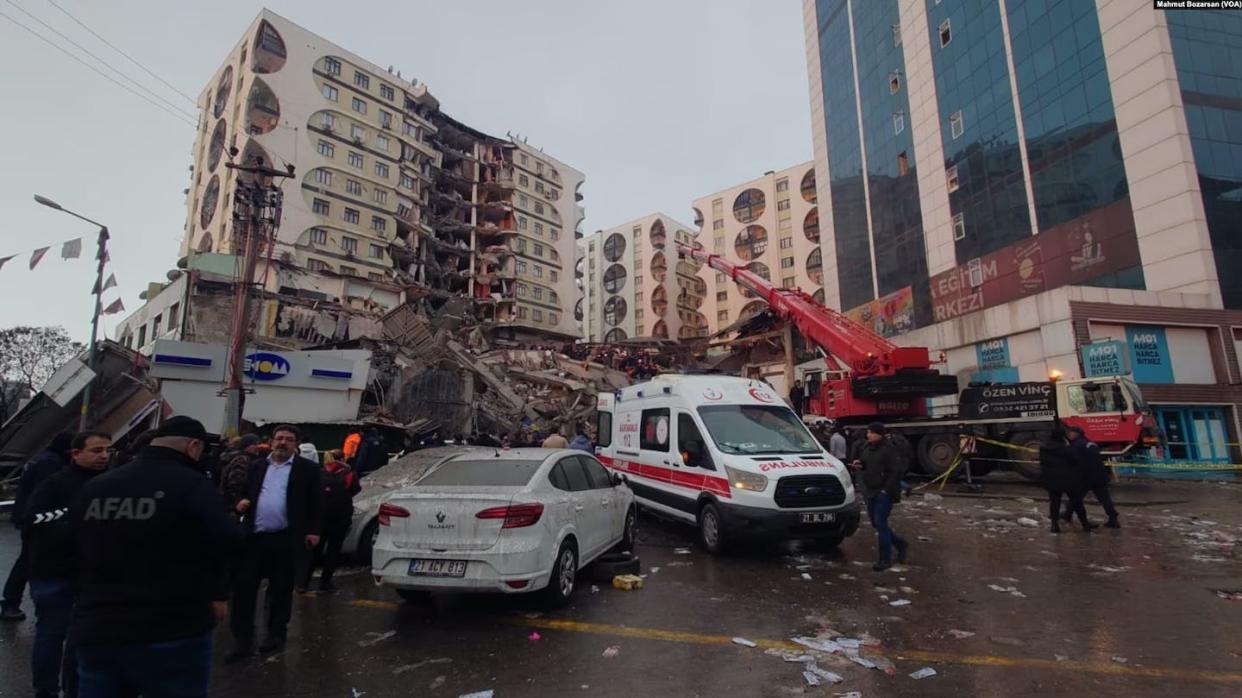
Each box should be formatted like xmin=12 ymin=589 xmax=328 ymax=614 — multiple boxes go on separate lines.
xmin=112 ymin=9 xmax=589 ymax=438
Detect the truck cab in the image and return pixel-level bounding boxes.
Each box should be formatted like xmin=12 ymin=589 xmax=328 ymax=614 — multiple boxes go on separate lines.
xmin=595 ymin=374 xmax=860 ymax=553
xmin=1056 ymin=375 xmax=1154 ymax=455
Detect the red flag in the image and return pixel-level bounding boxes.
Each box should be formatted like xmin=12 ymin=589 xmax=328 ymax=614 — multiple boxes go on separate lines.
xmin=29 ymin=247 xmax=50 ymax=270
xmin=102 ymin=298 xmax=125 ymax=315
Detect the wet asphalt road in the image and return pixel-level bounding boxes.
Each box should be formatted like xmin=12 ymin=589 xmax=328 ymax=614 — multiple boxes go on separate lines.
xmin=1 ymin=477 xmax=1240 ymax=697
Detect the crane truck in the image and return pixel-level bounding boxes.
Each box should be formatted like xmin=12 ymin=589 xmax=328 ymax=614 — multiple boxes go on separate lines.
xmin=677 ymin=244 xmax=1156 ymax=479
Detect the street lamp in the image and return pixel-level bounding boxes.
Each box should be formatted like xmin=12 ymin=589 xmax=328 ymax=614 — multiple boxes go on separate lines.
xmin=33 ymin=194 xmax=110 ymax=430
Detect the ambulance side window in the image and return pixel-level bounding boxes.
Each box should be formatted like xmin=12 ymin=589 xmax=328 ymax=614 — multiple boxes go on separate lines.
xmin=640 ymin=408 xmax=671 ymax=452
xmin=597 ymin=412 xmax=612 ymax=448
xmin=677 ymin=412 xmax=714 ymax=471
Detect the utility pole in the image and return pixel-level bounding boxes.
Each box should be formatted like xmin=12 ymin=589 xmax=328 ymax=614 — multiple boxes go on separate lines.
xmin=83 ymin=226 xmax=110 ymax=430
xmin=220 ymin=156 xmax=294 ymax=437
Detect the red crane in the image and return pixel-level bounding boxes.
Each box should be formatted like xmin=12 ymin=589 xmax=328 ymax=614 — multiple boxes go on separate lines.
xmin=678 ymin=244 xmax=958 ymax=419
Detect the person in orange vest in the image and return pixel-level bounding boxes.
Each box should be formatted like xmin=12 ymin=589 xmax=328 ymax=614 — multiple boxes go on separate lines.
xmin=342 ymin=431 xmax=362 ymax=465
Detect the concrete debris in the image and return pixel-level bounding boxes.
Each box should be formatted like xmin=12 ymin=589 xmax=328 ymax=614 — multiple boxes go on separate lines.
xmin=909 ymin=667 xmax=937 ymax=680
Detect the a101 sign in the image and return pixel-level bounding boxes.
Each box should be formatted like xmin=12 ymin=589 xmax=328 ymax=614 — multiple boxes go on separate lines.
xmin=1081 ymin=340 xmax=1127 ymax=378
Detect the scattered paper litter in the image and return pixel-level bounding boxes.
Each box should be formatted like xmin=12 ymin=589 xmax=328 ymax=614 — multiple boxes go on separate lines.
xmin=732 ymin=637 xmax=758 ymax=648
xmin=947 ymin=630 xmax=975 ymax=640
xmin=792 ymin=636 xmax=843 ymax=654
xmin=839 ymin=573 xmax=856 ymax=580
xmin=806 ymin=665 xmax=844 ymax=683
xmin=458 ymin=692 xmax=493 ymax=698
xmin=923 ymin=493 xmax=943 ymax=502
xmin=801 ymin=573 xmax=813 ymax=581
xmin=602 ymin=645 xmax=620 ymax=659
xmin=590 ymin=585 xmax=599 ymax=594
xmin=358 ymin=630 xmax=397 ymax=647
xmin=909 ymin=667 xmax=937 ymax=680
xmin=674 ymin=548 xmax=692 ymax=555
xmin=1111 ymin=655 xmax=1128 ymax=664
xmin=873 ymin=586 xmax=897 ymax=594
xmin=649 ymin=566 xmax=661 ymax=574
xmin=803 ymin=671 xmax=822 ymax=687
xmin=1017 ymin=517 xmax=1040 ymax=527
xmin=899 ymin=586 xmax=916 ymax=594
xmin=352 ymin=690 xmax=366 ymax=698
xmin=848 ymin=654 xmax=877 ymax=670
xmin=889 ymin=599 xmax=912 ymax=607
xmin=835 ymin=693 xmax=863 ymax=698
xmin=836 ymin=638 xmax=861 ymax=650
xmin=1054 ymin=654 xmax=1069 ymax=662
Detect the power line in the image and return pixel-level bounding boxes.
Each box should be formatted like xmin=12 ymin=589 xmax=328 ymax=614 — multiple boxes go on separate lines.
xmin=44 ymin=0 xmax=199 ymax=106
xmin=3 ymin=0 xmax=198 ymax=121
xmin=0 ymin=8 xmax=196 ymax=128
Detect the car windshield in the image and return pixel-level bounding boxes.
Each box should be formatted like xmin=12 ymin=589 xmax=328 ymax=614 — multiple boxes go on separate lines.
xmin=696 ymin=405 xmax=821 ymax=455
xmin=416 ymin=459 xmax=543 ymax=487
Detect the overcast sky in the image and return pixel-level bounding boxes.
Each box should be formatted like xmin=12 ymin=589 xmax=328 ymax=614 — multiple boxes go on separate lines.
xmin=0 ymin=0 xmax=812 ymax=342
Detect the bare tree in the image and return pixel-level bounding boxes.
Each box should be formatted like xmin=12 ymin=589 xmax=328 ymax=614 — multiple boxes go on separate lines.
xmin=0 ymin=326 xmax=85 ymax=421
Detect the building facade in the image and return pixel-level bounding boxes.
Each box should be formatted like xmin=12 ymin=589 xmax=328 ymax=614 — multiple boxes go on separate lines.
xmin=692 ymin=163 xmax=825 ymax=335
xmin=803 ymin=0 xmax=1242 ymax=461
xmin=576 ymin=214 xmax=707 ymax=342
xmin=176 ymin=10 xmax=583 ymax=344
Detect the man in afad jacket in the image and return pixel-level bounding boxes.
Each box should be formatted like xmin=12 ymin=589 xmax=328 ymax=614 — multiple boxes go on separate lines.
xmin=850 ymin=422 xmax=909 ymax=572
xmin=227 ymin=424 xmax=323 ymax=661
xmin=2 ymin=432 xmax=73 ymax=623
xmin=71 ymin=416 xmax=244 ymax=698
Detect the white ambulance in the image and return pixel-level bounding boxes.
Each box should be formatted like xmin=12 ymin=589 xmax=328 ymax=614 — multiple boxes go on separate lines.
xmin=595 ymin=374 xmax=860 ymax=553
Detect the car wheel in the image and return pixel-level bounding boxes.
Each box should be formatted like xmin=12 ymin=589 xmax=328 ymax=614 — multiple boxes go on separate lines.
xmin=396 ymin=589 xmax=431 ymax=603
xmin=543 ymin=539 xmax=577 ymax=607
xmin=589 ymin=552 xmax=641 ymax=584
xmin=355 ymin=519 xmax=379 ymax=564
xmin=698 ymin=502 xmax=728 ymax=554
xmin=1008 ymin=431 xmax=1045 ymax=481
xmin=612 ymin=507 xmax=637 ymax=553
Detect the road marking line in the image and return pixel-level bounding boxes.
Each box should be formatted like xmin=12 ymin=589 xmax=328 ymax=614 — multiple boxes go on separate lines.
xmin=349 ymin=600 xmax=1242 ymax=685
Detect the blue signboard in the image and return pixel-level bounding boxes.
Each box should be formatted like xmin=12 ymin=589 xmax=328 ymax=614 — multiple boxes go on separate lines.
xmin=244 ymin=352 xmax=292 ymax=382
xmin=975 ymin=338 xmax=1011 ymax=370
xmin=1125 ymin=326 xmax=1174 ymax=383
xmin=1080 ymin=340 xmax=1128 ymax=378
xmin=971 ymin=366 xmax=1020 ymax=384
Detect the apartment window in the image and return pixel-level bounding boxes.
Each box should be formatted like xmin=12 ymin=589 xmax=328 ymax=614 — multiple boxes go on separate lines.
xmin=380 ymin=110 xmax=393 ymax=129
xmin=714 ymin=236 xmax=725 ymax=251
xmin=550 ymin=291 xmax=559 ymax=303
xmin=777 ymin=199 xmax=791 ymax=211
xmin=375 ymin=161 xmax=389 ymax=178
xmin=319 ymin=112 xmax=336 ymax=130
xmin=892 ymin=23 xmax=902 ymax=47
xmin=550 ymin=270 xmax=559 ymax=283
xmin=517 ymin=284 xmax=527 ymax=297
xmin=953 ymin=213 xmax=966 ymax=240
xmin=369 ymin=272 xmax=384 ymax=281
xmin=782 ymin=276 xmax=796 ymax=288
xmin=533 ymin=287 xmax=543 ymax=300
xmin=939 ymin=18 xmax=952 ymax=47
xmin=712 ymin=219 xmax=724 ymax=230
xmin=351 ymin=124 xmax=365 ymax=142
xmin=518 ymin=307 xmax=528 ymax=319
xmin=380 ymin=84 xmax=394 ymax=101
xmin=780 ymin=237 xmax=793 ymax=249
xmin=711 ymin=198 xmax=723 ymax=216
xmin=533 ymin=309 xmax=543 ymax=322
xmin=535 ymin=181 xmax=544 ymax=193
xmin=341 ymin=236 xmax=358 ymax=254
xmin=893 ymin=110 xmax=905 ymax=135
xmin=968 ymin=257 xmax=983 ymax=287
xmin=776 ymin=178 xmax=789 ymax=192
xmin=890 ymin=70 xmax=902 ymax=94
xmin=549 ymin=312 xmax=558 ymax=325
xmin=168 ymin=303 xmax=180 ymax=329
xmin=718 ymin=310 xmax=728 ymax=323
xmin=534 ymin=222 xmax=543 ymax=236
xmin=348 ymin=151 xmax=364 ymax=168
xmin=352 ymin=71 xmax=370 ymax=89
xmin=375 ymin=134 xmax=390 ymax=152
xmin=344 ymin=208 xmax=360 ymax=224
xmin=635 ymin=309 xmax=644 ymax=323
xmin=519 ymin=194 xmax=529 ymax=207
xmin=317 ymin=140 xmax=334 ymax=157
xmin=322 ymin=84 xmax=338 ymax=101
xmin=520 ymin=154 xmax=529 ymax=165
xmin=373 ymin=189 xmax=388 ymax=205
xmin=517 ymin=260 xmax=527 ymax=273
xmin=535 ymin=203 xmax=544 ymax=215
xmin=716 ymin=291 xmax=728 ymax=302
xmin=315 ymin=169 xmax=333 ymax=186
xmin=532 ymin=243 xmax=544 ymax=257
xmin=309 ymin=227 xmax=328 ymax=245
xmin=323 ymin=57 xmax=341 ymax=75
xmin=351 ymin=97 xmax=367 ymax=115
xmin=308 ymin=259 xmax=329 ymax=272
xmin=313 ymin=198 xmax=330 ymax=215
xmin=340 ymin=265 xmax=356 ymax=277
xmin=402 ymin=121 xmax=418 ymax=138
xmin=947 ymin=166 xmax=960 ymax=193
xmin=534 ymin=265 xmax=543 ymax=278
xmin=369 ymin=243 xmax=384 ymax=259
xmin=371 ymin=216 xmax=387 ymax=233
xmin=518 ymin=217 xmax=528 ymax=230
xmin=536 ymin=162 xmax=543 ymax=175
xmin=346 ymin=179 xmax=362 ymax=195
xmin=949 ymin=110 xmax=964 ymax=139
xmin=400 ymin=174 xmax=415 ymax=190
xmin=396 ymin=203 xmax=411 ymax=219
xmin=898 ymin=151 xmax=910 ymax=176
xmin=781 ymin=257 xmax=795 ymax=269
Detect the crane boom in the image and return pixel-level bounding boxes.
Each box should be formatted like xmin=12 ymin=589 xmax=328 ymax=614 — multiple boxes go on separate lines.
xmin=678 ymin=244 xmax=931 ymax=376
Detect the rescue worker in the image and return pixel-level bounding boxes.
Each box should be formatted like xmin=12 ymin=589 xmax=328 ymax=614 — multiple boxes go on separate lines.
xmin=789 ymin=380 xmax=805 ymax=418
xmin=3 ymin=432 xmax=73 ymax=623
xmin=300 ymin=449 xmax=361 ymax=593
xmin=24 ymin=430 xmax=113 ymax=698
xmin=850 ymin=422 xmax=909 ymax=571
xmin=71 ymin=416 xmax=244 ymax=698
xmin=342 ymin=430 xmax=362 ymax=465
xmin=1066 ymin=425 xmax=1120 ymax=528
xmin=829 ymin=425 xmax=849 ymax=462
xmin=227 ymin=424 xmax=322 ymax=660
xmin=569 ymin=425 xmax=594 ymax=452
xmin=1040 ymin=427 xmax=1095 ymax=533
xmin=542 ymin=430 xmax=569 ymax=449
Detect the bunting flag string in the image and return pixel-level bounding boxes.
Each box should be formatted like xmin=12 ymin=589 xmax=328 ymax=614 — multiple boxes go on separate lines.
xmin=29 ymin=247 xmax=50 ymax=270
xmin=0 ymin=237 xmax=84 ymax=272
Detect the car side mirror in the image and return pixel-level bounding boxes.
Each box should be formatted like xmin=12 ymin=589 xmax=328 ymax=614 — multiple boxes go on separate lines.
xmin=612 ymin=472 xmax=626 ymax=487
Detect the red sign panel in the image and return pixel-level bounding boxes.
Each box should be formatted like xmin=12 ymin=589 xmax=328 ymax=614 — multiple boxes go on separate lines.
xmin=929 ymin=198 xmax=1141 ymax=323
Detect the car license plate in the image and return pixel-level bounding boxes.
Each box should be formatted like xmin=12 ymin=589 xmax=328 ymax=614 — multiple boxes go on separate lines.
xmin=800 ymin=512 xmax=835 ymax=524
xmin=408 ymin=559 xmax=467 ymax=577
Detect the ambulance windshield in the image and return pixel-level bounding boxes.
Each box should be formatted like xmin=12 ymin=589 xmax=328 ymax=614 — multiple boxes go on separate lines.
xmin=697 ymin=405 xmax=820 ymax=455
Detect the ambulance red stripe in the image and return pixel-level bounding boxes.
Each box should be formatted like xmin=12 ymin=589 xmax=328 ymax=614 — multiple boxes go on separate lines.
xmin=597 ymin=454 xmax=732 ymax=499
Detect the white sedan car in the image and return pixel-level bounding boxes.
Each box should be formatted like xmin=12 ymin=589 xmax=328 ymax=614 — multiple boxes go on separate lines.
xmin=371 ymin=448 xmax=636 ymax=606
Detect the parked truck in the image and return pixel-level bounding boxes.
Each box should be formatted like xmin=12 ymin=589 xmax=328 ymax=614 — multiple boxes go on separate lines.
xmin=676 ymin=244 xmax=1158 ymax=479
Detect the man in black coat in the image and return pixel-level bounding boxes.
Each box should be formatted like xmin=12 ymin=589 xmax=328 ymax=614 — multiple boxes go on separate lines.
xmin=1066 ymin=425 xmax=1120 ymax=528
xmin=850 ymin=422 xmax=909 ymax=571
xmin=2 ymin=432 xmax=73 ymax=622
xmin=227 ymin=424 xmax=323 ymax=660
xmin=24 ymin=430 xmax=112 ymax=698
xmin=71 ymin=416 xmax=244 ymax=697
xmin=1039 ymin=428 xmax=1095 ymax=533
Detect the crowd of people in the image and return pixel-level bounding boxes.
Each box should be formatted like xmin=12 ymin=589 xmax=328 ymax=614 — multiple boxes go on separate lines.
xmin=1039 ymin=424 xmax=1121 ymax=532
xmin=1 ymin=419 xmax=368 ymax=697
xmin=560 ymin=343 xmax=666 ymax=380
